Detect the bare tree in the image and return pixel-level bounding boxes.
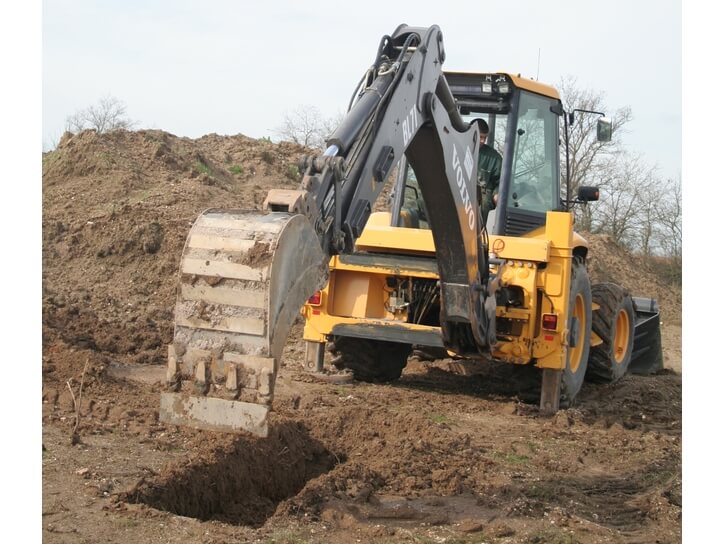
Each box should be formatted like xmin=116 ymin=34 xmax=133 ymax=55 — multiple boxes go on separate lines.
xmin=274 ymin=105 xmax=343 ymax=149
xmin=590 ymin=152 xmax=659 ymax=249
xmin=654 ymin=175 xmax=682 ymax=259
xmin=321 ymin=111 xmax=345 ymax=144
xmin=559 ymin=76 xmax=632 ymax=207
xmin=651 ymin=175 xmax=682 ymax=284
xmin=65 ymin=96 xmax=135 ymax=134
xmin=634 ymin=175 xmax=664 ymax=257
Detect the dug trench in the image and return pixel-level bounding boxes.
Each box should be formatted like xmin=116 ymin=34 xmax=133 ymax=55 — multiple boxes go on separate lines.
xmin=102 ymin=356 xmax=681 ymax=542
xmin=123 ymin=420 xmax=342 ymax=527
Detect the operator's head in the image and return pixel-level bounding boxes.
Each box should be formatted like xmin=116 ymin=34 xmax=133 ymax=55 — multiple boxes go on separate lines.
xmin=472 ymin=118 xmax=489 ymax=146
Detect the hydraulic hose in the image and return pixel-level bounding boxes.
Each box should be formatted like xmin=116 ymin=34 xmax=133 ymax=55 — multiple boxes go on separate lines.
xmin=435 ymin=77 xmax=469 ymax=133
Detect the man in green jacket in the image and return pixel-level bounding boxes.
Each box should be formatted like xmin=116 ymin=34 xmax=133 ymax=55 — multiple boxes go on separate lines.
xmin=472 ymin=118 xmax=503 ymax=222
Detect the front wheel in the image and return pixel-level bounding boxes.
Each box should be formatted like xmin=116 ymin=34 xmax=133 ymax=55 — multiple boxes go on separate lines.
xmin=328 ymin=336 xmax=411 ymax=382
xmin=560 ymin=259 xmax=592 ymax=407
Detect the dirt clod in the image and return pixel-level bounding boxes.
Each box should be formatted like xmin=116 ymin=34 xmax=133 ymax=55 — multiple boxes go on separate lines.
xmin=240 ymin=241 xmax=272 ymax=267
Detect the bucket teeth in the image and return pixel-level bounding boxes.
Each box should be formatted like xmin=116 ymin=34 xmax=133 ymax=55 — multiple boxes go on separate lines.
xmin=194 ymin=359 xmax=209 ymax=395
xmin=225 ymin=363 xmax=239 ymax=399
xmin=166 ymin=345 xmax=181 ymax=391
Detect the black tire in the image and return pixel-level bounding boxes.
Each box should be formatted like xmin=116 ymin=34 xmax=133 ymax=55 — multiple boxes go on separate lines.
xmin=560 ymin=259 xmax=592 ymax=407
xmin=586 ymin=283 xmax=635 ymax=383
xmin=328 ymin=336 xmax=411 ymax=382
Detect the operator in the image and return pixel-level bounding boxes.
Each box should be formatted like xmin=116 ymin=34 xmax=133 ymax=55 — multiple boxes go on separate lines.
xmin=472 ymin=118 xmax=503 ymax=222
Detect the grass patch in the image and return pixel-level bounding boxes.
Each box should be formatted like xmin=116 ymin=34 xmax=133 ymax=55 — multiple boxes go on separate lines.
xmin=527 ymin=528 xmax=577 ymax=544
xmin=429 ymin=413 xmax=453 ymax=426
xmin=194 ymin=161 xmax=212 ymax=175
xmin=95 ymin=151 xmax=115 ymax=169
xmin=228 ymin=164 xmax=243 ymax=175
xmin=525 ymin=483 xmax=557 ymax=501
xmin=127 ymin=188 xmax=156 ymax=204
xmin=641 ymin=468 xmax=676 ymax=487
xmin=492 ymin=450 xmax=530 ymax=465
xmin=286 ymin=164 xmax=300 ymax=181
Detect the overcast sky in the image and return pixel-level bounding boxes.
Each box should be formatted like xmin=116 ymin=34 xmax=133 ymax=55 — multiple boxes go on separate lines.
xmin=43 ymin=0 xmax=681 ymax=180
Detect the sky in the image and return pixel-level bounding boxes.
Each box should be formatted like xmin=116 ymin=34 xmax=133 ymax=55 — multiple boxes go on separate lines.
xmin=43 ymin=0 xmax=682 ymax=181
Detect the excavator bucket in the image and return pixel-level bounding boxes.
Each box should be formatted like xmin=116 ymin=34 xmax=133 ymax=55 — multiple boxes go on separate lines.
xmin=628 ymin=296 xmax=664 ymax=375
xmin=159 ymin=209 xmax=328 ymax=436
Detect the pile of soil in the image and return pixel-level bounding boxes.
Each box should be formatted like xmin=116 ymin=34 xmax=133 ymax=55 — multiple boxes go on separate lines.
xmin=585 ymin=233 xmax=681 ymax=323
xmin=42 ymin=129 xmax=682 ymax=544
xmin=43 ymin=129 xmax=307 ymax=366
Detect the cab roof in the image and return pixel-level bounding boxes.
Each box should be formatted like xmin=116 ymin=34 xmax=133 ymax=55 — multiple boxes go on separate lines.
xmin=444 ymin=71 xmax=560 ymax=100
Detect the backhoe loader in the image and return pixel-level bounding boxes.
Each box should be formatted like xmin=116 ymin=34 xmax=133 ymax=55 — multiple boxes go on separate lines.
xmin=160 ymin=24 xmax=663 ymax=437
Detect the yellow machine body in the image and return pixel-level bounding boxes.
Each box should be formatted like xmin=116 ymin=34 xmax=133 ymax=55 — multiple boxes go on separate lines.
xmin=302 ymin=210 xmax=599 ymax=371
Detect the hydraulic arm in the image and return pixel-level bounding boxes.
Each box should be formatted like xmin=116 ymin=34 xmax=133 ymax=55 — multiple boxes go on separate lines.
xmin=161 ymin=24 xmax=499 ymax=436
xmin=267 ymin=24 xmax=496 ymax=353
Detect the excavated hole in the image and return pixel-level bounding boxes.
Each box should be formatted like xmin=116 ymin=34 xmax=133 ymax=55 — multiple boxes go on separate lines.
xmin=125 ymin=421 xmax=340 ymax=527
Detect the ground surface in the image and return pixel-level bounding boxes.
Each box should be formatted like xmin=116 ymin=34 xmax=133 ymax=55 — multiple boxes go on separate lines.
xmin=42 ymin=130 xmax=682 ymax=543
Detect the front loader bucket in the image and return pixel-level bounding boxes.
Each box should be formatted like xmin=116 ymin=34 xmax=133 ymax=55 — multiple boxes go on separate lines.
xmin=628 ymin=296 xmax=664 ymax=375
xmin=160 ymin=210 xmax=328 ymax=436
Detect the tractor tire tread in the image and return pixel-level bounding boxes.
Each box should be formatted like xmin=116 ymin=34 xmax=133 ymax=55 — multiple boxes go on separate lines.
xmin=328 ymin=336 xmax=410 ymax=382
xmin=586 ymin=282 xmax=634 ymax=383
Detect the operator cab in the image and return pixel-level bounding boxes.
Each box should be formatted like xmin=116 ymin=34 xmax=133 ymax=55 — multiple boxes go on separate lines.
xmin=392 ymin=72 xmax=564 ymax=237
xmin=449 ymin=72 xmax=563 ymax=236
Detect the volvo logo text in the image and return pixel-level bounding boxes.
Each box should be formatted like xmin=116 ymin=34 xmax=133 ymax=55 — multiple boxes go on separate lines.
xmin=452 ymin=146 xmax=476 ymax=231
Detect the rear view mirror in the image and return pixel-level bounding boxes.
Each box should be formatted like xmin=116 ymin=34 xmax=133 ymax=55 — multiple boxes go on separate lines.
xmin=597 ymin=117 xmax=612 ymax=142
xmin=577 ymin=186 xmax=600 ymax=202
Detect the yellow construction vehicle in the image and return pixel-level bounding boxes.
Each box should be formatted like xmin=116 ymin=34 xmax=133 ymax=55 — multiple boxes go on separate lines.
xmin=160 ymin=24 xmax=662 ymax=436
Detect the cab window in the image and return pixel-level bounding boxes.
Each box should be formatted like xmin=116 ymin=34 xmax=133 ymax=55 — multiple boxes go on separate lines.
xmin=399 ymin=164 xmax=430 ymax=229
xmin=508 ymin=92 xmax=559 ymax=213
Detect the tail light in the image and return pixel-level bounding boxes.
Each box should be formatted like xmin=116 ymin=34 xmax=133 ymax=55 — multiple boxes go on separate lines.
xmin=542 ymin=313 xmax=558 ymax=330
xmin=307 ymin=291 xmax=322 ymax=306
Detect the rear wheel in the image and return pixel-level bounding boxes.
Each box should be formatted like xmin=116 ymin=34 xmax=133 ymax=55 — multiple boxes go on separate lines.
xmin=586 ymin=283 xmax=635 ymax=383
xmin=328 ymin=336 xmax=411 ymax=382
xmin=560 ymin=259 xmax=592 ymax=407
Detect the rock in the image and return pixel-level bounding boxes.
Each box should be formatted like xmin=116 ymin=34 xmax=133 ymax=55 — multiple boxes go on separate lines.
xmin=141 ymin=222 xmax=163 ymax=254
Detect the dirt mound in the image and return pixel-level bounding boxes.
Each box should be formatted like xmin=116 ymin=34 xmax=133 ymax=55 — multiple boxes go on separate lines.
xmin=42 ymin=129 xmax=308 ymax=369
xmin=584 ymin=232 xmax=681 ymax=323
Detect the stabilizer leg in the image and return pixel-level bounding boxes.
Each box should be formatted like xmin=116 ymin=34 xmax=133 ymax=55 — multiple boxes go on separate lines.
xmin=305 ymin=341 xmax=325 ymax=373
xmin=539 ymin=369 xmax=562 ymax=415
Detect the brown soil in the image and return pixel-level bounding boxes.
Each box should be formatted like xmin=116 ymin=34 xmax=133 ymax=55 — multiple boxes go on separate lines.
xmin=241 ymin=241 xmax=273 ymax=268
xmin=42 ymin=129 xmax=682 ymax=543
